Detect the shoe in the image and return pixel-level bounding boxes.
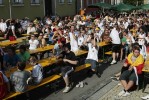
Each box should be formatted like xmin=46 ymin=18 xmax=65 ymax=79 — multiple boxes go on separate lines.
xmin=141 ymin=95 xmax=149 ymax=100
xmin=111 ymin=77 xmax=119 ymax=81
xmin=118 ymin=90 xmax=125 ymax=96
xmin=122 ymin=91 xmax=130 ymax=97
xmin=63 ymin=86 xmax=71 ymax=93
xmin=79 ymin=81 xmax=84 ymax=88
xmin=110 ymin=60 xmax=116 ymax=65
xmin=96 ymin=72 xmax=101 ymax=78
xmin=76 ymin=83 xmax=80 ymax=88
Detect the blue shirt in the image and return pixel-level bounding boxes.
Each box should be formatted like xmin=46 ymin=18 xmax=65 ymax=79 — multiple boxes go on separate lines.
xmin=3 ymin=54 xmax=20 ymax=67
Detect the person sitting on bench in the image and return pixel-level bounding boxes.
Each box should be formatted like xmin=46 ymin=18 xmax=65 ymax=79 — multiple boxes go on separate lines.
xmin=27 ymin=56 xmax=43 ymax=85
xmin=10 ymin=62 xmax=30 ymax=92
xmin=57 ymin=43 xmax=78 ymax=93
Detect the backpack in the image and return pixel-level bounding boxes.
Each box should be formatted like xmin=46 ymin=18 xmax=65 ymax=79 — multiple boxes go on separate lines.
xmin=0 ymin=72 xmax=8 ymax=99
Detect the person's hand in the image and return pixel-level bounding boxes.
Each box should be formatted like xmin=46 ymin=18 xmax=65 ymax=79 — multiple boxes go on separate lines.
xmin=123 ymin=63 xmax=128 ymax=67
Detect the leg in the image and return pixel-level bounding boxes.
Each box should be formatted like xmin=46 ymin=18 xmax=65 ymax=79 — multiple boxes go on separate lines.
xmin=63 ymin=77 xmax=69 ymax=87
xmin=121 ymin=80 xmax=128 ymax=89
xmin=120 ymin=48 xmax=123 ymax=61
xmin=125 ymin=81 xmax=134 ymax=91
xmin=112 ymin=52 xmax=116 ymax=61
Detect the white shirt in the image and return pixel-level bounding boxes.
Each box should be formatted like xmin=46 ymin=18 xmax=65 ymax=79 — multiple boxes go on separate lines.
xmin=32 ymin=64 xmax=43 ymax=83
xmin=138 ymin=33 xmax=146 ymax=45
xmin=29 ymin=39 xmax=39 ymax=50
xmin=69 ymin=32 xmax=79 ymax=52
xmin=145 ymin=37 xmax=149 ymax=44
xmin=110 ymin=28 xmax=121 ymax=44
xmin=86 ymin=43 xmax=98 ymax=62
xmin=0 ymin=22 xmax=7 ymax=32
xmin=27 ymin=27 xmax=36 ymax=34
xmin=78 ymin=36 xmax=84 ymax=46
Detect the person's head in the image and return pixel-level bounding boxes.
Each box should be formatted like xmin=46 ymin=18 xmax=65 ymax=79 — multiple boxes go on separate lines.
xmin=19 ymin=45 xmax=26 ymax=54
xmin=29 ymin=56 xmax=38 ymax=65
xmin=31 ymin=34 xmax=35 ymax=40
xmin=64 ymin=43 xmax=71 ymax=53
xmin=132 ymin=46 xmax=140 ymax=57
xmin=29 ymin=23 xmax=33 ymax=27
xmin=38 ymin=33 xmax=43 ymax=39
xmin=7 ymin=46 xmax=16 ymax=56
xmin=17 ymin=62 xmax=26 ymax=71
xmin=71 ymin=25 xmax=75 ymax=32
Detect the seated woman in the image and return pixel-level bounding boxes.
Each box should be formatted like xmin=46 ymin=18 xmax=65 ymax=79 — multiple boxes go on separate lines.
xmin=27 ymin=56 xmax=43 ymax=85
xmin=118 ymin=46 xmax=144 ymax=97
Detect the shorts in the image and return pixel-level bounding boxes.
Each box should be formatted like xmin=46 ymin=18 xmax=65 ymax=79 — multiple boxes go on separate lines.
xmin=61 ymin=66 xmax=74 ymax=77
xmin=85 ymin=59 xmax=97 ymax=70
xmin=119 ymin=70 xmax=137 ymax=82
xmin=112 ymin=44 xmax=121 ymax=53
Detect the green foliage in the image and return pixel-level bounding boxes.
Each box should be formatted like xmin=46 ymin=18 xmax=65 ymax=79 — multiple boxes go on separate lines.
xmin=123 ymin=0 xmax=143 ymax=6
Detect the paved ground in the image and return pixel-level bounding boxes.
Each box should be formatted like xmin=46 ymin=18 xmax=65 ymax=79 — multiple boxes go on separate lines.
xmin=43 ymin=61 xmax=123 ymax=100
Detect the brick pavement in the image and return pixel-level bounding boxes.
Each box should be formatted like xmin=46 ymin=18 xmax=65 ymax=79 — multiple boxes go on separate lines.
xmin=99 ymin=81 xmax=149 ymax=100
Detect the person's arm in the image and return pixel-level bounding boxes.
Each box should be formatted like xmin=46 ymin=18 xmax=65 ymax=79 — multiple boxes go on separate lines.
xmin=63 ymin=59 xmax=78 ymax=65
xmin=12 ymin=26 xmax=17 ymax=38
xmin=93 ymin=36 xmax=97 ymax=47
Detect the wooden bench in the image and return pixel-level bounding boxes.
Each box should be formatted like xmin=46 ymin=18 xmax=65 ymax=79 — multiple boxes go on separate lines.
xmin=3 ymin=75 xmax=61 ymax=100
xmin=4 ymin=63 xmax=91 ymax=100
xmin=105 ymin=51 xmax=112 ymax=55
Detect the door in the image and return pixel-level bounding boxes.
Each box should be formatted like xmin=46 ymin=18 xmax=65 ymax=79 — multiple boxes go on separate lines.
xmin=45 ymin=0 xmax=52 ymax=16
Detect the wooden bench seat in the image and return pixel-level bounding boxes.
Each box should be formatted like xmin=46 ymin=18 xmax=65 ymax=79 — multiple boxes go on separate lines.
xmin=4 ymin=75 xmax=61 ymax=100
xmin=105 ymin=51 xmax=112 ymax=55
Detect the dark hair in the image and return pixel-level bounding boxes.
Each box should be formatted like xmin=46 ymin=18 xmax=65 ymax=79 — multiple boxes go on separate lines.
xmin=64 ymin=43 xmax=71 ymax=51
xmin=132 ymin=45 xmax=140 ymax=52
xmin=19 ymin=45 xmax=26 ymax=51
xmin=18 ymin=62 xmax=26 ymax=71
xmin=7 ymin=46 xmax=16 ymax=54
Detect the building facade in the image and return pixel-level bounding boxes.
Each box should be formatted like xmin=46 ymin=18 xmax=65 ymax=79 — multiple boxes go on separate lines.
xmin=0 ymin=0 xmax=76 ymax=19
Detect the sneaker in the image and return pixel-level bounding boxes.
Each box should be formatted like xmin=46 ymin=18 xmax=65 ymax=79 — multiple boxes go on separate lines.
xmin=79 ymin=81 xmax=84 ymax=88
xmin=110 ymin=60 xmax=116 ymax=65
xmin=76 ymin=83 xmax=80 ymax=88
xmin=118 ymin=90 xmax=125 ymax=96
xmin=141 ymin=95 xmax=149 ymax=100
xmin=122 ymin=91 xmax=130 ymax=97
xmin=63 ymin=86 xmax=71 ymax=93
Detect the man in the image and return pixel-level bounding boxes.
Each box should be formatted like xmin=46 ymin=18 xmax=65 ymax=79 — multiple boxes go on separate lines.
xmin=118 ymin=46 xmax=144 ymax=97
xmin=110 ymin=25 xmax=121 ymax=64
xmin=10 ymin=62 xmax=30 ymax=92
xmin=3 ymin=47 xmax=20 ymax=69
xmin=57 ymin=43 xmax=78 ymax=93
xmin=18 ymin=45 xmax=30 ymax=63
xmin=29 ymin=34 xmax=39 ymax=50
xmin=84 ymin=34 xmax=101 ymax=77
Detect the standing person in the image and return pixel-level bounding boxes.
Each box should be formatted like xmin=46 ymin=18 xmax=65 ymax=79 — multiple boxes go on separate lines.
xmin=84 ymin=34 xmax=101 ymax=77
xmin=56 ymin=43 xmax=78 ymax=93
xmin=110 ymin=25 xmax=121 ymax=64
xmin=0 ymin=69 xmax=10 ymax=99
xmin=27 ymin=56 xmax=43 ymax=85
xmin=69 ymin=25 xmax=79 ymax=52
xmin=10 ymin=62 xmax=30 ymax=92
xmin=5 ymin=20 xmax=17 ymax=41
xmin=0 ymin=18 xmax=7 ymax=36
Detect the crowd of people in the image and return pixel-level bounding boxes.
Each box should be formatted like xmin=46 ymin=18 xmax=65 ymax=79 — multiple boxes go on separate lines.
xmin=0 ymin=10 xmax=149 ymax=99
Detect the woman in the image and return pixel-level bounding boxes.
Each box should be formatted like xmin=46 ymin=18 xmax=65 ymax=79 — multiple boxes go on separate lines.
xmin=118 ymin=46 xmax=144 ymax=97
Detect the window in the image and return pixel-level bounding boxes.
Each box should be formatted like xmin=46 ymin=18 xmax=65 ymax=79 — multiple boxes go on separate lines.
xmin=59 ymin=0 xmax=64 ymax=3
xmin=12 ymin=0 xmax=23 ymax=4
xmin=31 ymin=0 xmax=40 ymax=4
xmin=68 ymin=0 xmax=72 ymax=3
xmin=0 ymin=0 xmax=3 ymax=5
